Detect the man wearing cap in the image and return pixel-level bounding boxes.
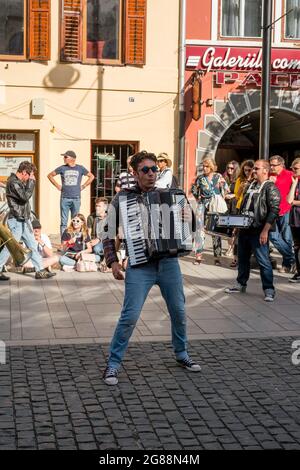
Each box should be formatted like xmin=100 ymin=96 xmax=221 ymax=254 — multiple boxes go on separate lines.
xmin=22 ymin=219 xmax=59 ymax=273
xmin=47 ymin=151 xmax=94 ymax=237
xmin=155 ymin=152 xmax=176 ymax=189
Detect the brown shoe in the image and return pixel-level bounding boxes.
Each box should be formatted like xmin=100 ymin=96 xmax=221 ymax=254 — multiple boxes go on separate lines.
xmin=278 ymin=266 xmax=292 ymax=274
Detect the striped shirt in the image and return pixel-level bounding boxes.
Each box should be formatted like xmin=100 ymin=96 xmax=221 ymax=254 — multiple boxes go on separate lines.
xmin=115 ymin=171 xmax=136 ymax=190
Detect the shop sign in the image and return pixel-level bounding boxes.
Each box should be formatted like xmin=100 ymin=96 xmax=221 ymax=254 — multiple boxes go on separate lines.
xmin=186 ymin=46 xmax=300 ymax=73
xmin=216 ymin=71 xmax=300 ymax=88
xmin=0 ymin=133 xmax=35 ymax=152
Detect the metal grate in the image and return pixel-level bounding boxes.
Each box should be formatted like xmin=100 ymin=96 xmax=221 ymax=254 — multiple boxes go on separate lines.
xmin=91 ymin=142 xmax=137 ymax=207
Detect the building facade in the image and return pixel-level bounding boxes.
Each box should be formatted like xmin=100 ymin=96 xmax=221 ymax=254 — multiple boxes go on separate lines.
xmin=185 ymin=0 xmax=300 ymax=191
xmin=0 ymin=0 xmax=180 ymax=233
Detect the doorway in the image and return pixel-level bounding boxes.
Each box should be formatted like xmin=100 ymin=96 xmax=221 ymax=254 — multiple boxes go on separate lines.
xmin=215 ymin=109 xmax=300 ymax=173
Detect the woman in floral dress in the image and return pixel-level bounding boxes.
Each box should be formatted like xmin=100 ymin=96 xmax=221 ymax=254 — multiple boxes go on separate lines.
xmin=191 ymin=157 xmax=229 ymax=266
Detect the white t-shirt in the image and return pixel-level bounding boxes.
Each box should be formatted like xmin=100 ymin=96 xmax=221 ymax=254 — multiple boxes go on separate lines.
xmin=37 ymin=233 xmax=52 ymax=257
xmin=155 ymin=168 xmax=173 ymax=188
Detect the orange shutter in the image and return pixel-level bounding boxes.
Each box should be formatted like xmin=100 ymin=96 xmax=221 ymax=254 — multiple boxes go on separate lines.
xmin=29 ymin=0 xmax=51 ymax=61
xmin=61 ymin=0 xmax=82 ymax=62
xmin=125 ymin=0 xmax=147 ymax=65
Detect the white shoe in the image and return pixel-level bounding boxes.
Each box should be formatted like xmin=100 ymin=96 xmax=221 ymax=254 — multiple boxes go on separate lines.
xmin=62 ymin=265 xmax=75 ymax=272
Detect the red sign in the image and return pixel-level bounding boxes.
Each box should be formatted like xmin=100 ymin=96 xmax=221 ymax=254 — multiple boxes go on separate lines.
xmin=216 ymin=71 xmax=300 ymax=88
xmin=186 ymin=46 xmax=300 ymax=73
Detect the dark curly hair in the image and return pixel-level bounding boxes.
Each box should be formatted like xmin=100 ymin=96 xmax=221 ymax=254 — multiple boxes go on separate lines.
xmin=130 ymin=151 xmax=157 ymax=171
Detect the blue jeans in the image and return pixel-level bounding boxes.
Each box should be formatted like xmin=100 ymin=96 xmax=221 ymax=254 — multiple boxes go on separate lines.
xmin=237 ymin=230 xmax=274 ymax=292
xmin=0 ymin=218 xmax=43 ymax=272
xmin=269 ymin=212 xmax=295 ymax=268
xmin=59 ymin=254 xmax=76 ymax=267
xmin=60 ymin=197 xmax=81 ymax=237
xmin=92 ymin=241 xmax=103 ymax=262
xmin=108 ymin=257 xmax=189 ymax=369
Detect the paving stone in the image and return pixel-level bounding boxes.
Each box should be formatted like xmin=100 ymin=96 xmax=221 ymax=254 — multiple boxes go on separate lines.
xmin=2 ymin=337 xmax=300 ymax=449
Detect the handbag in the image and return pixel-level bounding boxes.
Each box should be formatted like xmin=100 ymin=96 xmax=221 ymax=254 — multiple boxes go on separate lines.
xmin=208 ymin=194 xmax=228 ymax=214
xmin=76 ymin=252 xmax=98 ymax=272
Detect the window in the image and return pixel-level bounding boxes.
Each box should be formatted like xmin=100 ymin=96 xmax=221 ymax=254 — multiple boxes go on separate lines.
xmin=61 ymin=0 xmax=147 ymax=65
xmin=221 ymin=0 xmax=262 ymax=38
xmin=91 ymin=141 xmax=138 ymax=205
xmin=0 ymin=0 xmax=25 ymax=58
xmin=0 ymin=0 xmax=51 ymax=61
xmin=285 ymin=0 xmax=300 ymax=39
xmin=86 ymin=0 xmax=121 ymax=61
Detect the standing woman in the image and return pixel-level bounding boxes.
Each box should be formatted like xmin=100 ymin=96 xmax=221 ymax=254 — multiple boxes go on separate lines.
xmin=191 ymin=157 xmax=229 ymax=266
xmin=59 ymin=213 xmax=92 ymax=271
xmin=155 ymin=153 xmax=174 ymax=189
xmin=224 ymin=160 xmax=240 ymax=213
xmin=223 ymin=160 xmax=240 ymax=266
xmin=287 ymin=158 xmax=300 ymax=283
xmin=234 ymin=160 xmax=255 ymax=211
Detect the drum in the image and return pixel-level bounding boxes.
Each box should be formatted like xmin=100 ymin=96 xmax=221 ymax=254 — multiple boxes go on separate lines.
xmin=216 ymin=214 xmax=253 ymax=228
xmin=204 ymin=212 xmax=231 ymax=238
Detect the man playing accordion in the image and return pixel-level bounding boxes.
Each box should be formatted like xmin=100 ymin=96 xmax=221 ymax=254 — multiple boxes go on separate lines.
xmin=102 ymin=151 xmax=201 ymax=385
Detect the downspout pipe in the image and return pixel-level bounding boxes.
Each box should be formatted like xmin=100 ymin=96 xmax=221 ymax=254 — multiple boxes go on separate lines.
xmin=178 ymin=0 xmax=187 ymax=189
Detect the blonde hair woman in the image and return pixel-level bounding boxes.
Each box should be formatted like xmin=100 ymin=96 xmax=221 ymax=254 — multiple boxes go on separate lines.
xmin=191 ymin=157 xmax=229 ymax=265
xmin=59 ymin=213 xmax=92 ymax=271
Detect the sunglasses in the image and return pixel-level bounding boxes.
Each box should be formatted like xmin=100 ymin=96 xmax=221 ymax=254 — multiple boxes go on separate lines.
xmin=72 ymin=218 xmax=82 ymax=224
xmin=270 ymin=163 xmax=281 ymax=167
xmin=227 ymin=167 xmax=234 ymax=170
xmin=139 ymin=165 xmax=158 ymax=174
xmin=292 ymin=166 xmax=300 ymax=171
xmin=253 ymin=167 xmax=263 ymax=171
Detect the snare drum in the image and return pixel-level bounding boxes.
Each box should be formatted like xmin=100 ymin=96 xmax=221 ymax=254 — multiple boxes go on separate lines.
xmin=216 ymin=214 xmax=253 ymax=228
xmin=205 ymin=212 xmax=231 ymax=238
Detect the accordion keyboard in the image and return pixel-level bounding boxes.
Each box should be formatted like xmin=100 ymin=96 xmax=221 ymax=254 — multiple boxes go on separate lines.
xmin=119 ymin=196 xmax=148 ymax=266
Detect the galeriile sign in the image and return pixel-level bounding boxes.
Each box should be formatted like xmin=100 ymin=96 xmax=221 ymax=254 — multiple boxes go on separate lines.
xmin=186 ymin=46 xmax=300 ymax=88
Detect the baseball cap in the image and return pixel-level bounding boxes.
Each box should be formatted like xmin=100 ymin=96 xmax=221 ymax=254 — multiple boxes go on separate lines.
xmin=32 ymin=219 xmax=42 ymax=229
xmin=61 ymin=150 xmax=76 ymax=158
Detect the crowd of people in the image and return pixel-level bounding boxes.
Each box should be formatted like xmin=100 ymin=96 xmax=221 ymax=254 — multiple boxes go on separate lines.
xmin=1 ymin=149 xmax=299 ymax=386
xmin=191 ymin=155 xmax=300 ymax=299
xmin=0 ymin=150 xmax=176 ymax=280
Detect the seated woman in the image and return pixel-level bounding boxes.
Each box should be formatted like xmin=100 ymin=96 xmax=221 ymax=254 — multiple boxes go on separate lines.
xmin=59 ymin=214 xmax=92 ymax=271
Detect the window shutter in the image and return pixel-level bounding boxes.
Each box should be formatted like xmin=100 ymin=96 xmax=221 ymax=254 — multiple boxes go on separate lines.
xmin=29 ymin=0 xmax=51 ymax=61
xmin=125 ymin=0 xmax=147 ymax=65
xmin=61 ymin=0 xmax=82 ymax=62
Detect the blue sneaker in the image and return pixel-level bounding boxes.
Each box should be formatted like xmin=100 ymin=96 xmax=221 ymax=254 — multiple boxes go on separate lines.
xmin=176 ymin=357 xmax=201 ymax=372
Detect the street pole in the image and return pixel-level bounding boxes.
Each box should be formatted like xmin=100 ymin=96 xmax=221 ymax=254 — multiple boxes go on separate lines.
xmin=259 ymin=0 xmax=273 ymax=160
xmin=178 ymin=0 xmax=186 ymax=189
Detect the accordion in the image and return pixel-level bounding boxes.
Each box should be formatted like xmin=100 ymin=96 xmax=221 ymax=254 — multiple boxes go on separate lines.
xmin=119 ymin=189 xmax=194 ymax=267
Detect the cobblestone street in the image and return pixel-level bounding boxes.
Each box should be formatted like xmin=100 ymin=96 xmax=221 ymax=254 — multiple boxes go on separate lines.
xmin=0 ymin=337 xmax=300 ymax=450
xmin=1 ymin=256 xmax=300 ymax=450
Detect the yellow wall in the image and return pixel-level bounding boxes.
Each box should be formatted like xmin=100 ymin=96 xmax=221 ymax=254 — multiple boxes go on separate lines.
xmin=0 ymin=0 xmax=180 ymax=234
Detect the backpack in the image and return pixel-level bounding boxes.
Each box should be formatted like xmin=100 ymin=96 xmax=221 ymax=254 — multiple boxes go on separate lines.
xmin=170 ymin=175 xmax=179 ymax=189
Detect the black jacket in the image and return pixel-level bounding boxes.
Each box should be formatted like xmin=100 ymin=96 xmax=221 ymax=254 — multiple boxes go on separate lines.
xmin=6 ymin=173 xmax=35 ymax=221
xmin=241 ymin=180 xmax=280 ymax=230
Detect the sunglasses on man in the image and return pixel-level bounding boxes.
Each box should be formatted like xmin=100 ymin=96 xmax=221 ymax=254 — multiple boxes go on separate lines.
xmin=139 ymin=165 xmax=158 ymax=174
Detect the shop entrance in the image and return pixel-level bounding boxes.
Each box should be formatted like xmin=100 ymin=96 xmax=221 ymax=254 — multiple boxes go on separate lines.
xmin=215 ymin=109 xmax=300 ymax=173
